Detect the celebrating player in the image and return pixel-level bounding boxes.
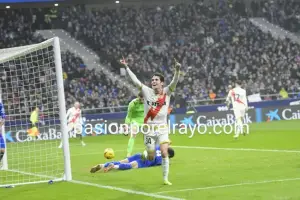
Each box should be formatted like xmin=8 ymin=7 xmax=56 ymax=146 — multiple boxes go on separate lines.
xmin=225 ymin=80 xmax=248 ymax=138
xmin=27 ymin=107 xmax=40 ymax=140
xmin=0 ymin=102 xmax=5 ymax=163
xmin=59 ymin=101 xmax=85 ymax=148
xmin=124 ymin=92 xmax=144 ymax=157
xmin=120 ymin=57 xmax=180 ymax=185
xmin=90 ymin=146 xmax=175 ymax=173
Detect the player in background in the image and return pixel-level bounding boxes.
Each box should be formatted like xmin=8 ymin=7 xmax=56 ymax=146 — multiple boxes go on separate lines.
xmin=0 ymin=101 xmax=6 ymax=163
xmin=90 ymin=146 xmax=175 ymax=173
xmin=59 ymin=101 xmax=85 ymax=148
xmin=120 ymin=57 xmax=180 ymax=185
xmin=124 ymin=92 xmax=144 ymax=157
xmin=27 ymin=107 xmax=40 ymax=140
xmin=226 ymin=80 xmax=248 ymax=138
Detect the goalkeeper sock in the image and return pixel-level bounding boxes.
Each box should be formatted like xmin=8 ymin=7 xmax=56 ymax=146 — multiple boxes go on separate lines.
xmin=162 ymin=157 xmax=169 ymax=181
xmin=127 ymin=137 xmax=135 ymax=156
xmin=104 ymin=161 xmax=120 ymax=168
xmin=118 ymin=163 xmax=132 ymax=170
xmin=0 ymin=151 xmax=4 ymax=162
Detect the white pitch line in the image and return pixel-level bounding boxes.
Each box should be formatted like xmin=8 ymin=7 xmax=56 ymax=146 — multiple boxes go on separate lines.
xmin=71 ymin=180 xmax=185 ymax=200
xmin=156 ymin=177 xmax=300 ymax=194
xmin=71 ymin=146 xmax=300 ymax=157
xmin=172 ymin=145 xmax=300 ymax=153
xmin=5 ymin=169 xmax=184 ymax=200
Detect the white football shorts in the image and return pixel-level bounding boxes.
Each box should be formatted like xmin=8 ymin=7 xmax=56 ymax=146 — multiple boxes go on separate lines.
xmin=233 ymin=108 xmax=246 ymax=120
xmin=68 ymin=122 xmax=82 ymax=135
xmin=143 ymin=124 xmax=170 ymax=151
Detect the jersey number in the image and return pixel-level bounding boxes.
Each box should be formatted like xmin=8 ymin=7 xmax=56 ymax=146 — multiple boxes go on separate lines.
xmin=234 ymin=94 xmax=240 ymax=101
xmin=145 ymin=137 xmax=152 ymax=144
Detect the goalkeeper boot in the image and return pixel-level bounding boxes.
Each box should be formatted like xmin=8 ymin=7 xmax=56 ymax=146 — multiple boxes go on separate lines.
xmin=163 ymin=180 xmax=172 ymax=185
xmin=90 ymin=164 xmax=103 ymax=173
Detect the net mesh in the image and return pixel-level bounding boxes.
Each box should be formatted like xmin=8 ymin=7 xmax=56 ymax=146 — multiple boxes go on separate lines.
xmin=0 ymin=38 xmax=65 ymax=186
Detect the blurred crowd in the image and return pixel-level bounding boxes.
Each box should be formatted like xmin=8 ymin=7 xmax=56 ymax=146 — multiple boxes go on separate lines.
xmin=57 ymin=1 xmax=300 ymax=107
xmin=254 ymin=0 xmax=300 ymax=34
xmin=1 ymin=0 xmax=300 ymax=114
xmin=0 ymin=9 xmax=131 ymax=116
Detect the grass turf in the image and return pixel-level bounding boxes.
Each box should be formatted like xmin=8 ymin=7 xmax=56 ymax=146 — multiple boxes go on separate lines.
xmin=1 ymin=120 xmax=300 ymax=200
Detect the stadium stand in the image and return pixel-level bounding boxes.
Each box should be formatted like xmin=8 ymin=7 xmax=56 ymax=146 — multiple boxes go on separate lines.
xmin=1 ymin=1 xmax=300 ymax=112
xmin=0 ymin=8 xmax=133 ymax=114
xmin=55 ymin=2 xmax=300 ymax=106
xmin=253 ymin=0 xmax=300 ymax=34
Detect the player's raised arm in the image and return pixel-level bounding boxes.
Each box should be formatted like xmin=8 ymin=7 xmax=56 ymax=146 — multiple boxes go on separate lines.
xmin=120 ymin=58 xmax=143 ymax=90
xmin=166 ymin=59 xmax=181 ymax=93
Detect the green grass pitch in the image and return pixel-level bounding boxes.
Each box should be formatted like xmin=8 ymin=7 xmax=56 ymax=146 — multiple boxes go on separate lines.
xmin=1 ymin=120 xmax=300 ymax=200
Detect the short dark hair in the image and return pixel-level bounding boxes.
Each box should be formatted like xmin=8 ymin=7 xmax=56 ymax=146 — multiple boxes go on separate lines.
xmin=235 ymin=80 xmax=242 ymax=85
xmin=168 ymin=147 xmax=175 ymax=158
xmin=138 ymin=92 xmax=143 ymax=98
xmin=152 ymin=73 xmax=164 ymax=82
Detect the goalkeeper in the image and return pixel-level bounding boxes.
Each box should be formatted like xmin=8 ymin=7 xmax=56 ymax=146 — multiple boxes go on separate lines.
xmin=0 ymin=102 xmax=6 ymax=163
xmin=27 ymin=107 xmax=40 ymax=139
xmin=124 ymin=92 xmax=144 ymax=157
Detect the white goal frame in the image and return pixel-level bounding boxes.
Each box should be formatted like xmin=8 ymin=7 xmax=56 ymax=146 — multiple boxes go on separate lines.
xmin=0 ymin=37 xmax=72 ymax=187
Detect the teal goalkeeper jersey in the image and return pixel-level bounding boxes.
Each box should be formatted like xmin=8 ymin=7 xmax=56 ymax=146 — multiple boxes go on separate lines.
xmin=125 ymin=98 xmax=144 ymax=125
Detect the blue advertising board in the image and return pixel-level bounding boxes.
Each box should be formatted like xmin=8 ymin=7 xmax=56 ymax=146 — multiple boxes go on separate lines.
xmin=83 ymin=98 xmax=300 ymax=121
xmin=4 ymin=98 xmax=300 ymax=126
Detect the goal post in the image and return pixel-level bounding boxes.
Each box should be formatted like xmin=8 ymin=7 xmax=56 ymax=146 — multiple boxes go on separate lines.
xmin=0 ymin=37 xmax=72 ymax=187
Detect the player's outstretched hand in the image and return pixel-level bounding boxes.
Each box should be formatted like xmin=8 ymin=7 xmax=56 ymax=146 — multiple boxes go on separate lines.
xmin=174 ymin=58 xmax=181 ymax=71
xmin=120 ymin=56 xmax=128 ymax=68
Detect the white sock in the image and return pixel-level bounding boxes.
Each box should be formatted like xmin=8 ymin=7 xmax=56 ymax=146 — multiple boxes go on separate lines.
xmin=113 ymin=165 xmax=119 ymax=169
xmin=162 ymin=157 xmax=169 ymax=181
xmin=235 ymin=118 xmax=243 ymax=136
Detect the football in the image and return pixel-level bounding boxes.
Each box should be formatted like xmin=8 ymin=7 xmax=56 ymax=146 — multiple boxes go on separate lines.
xmin=104 ymin=148 xmax=115 ymax=159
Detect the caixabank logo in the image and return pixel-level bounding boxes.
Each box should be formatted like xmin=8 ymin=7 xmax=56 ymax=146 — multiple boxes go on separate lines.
xmin=266 ymin=109 xmax=281 ymax=121
xmin=263 ymin=106 xmax=300 ymax=122
xmin=169 ymin=110 xmax=254 ymax=128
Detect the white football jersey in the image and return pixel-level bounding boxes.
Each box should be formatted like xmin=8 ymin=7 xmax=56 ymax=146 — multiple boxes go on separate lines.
xmin=142 ymin=86 xmax=172 ymax=125
xmin=226 ymin=86 xmax=248 ymax=109
xmin=66 ymin=107 xmax=82 ymax=124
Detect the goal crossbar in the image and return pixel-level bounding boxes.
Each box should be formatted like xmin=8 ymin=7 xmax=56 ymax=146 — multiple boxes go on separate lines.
xmin=0 ymin=38 xmax=55 ymax=64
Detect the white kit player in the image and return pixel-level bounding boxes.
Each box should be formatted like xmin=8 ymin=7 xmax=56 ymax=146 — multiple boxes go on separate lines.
xmin=226 ymin=80 xmax=248 ymax=138
xmin=59 ymin=101 xmax=85 ymax=148
xmin=120 ymin=57 xmax=180 ymax=186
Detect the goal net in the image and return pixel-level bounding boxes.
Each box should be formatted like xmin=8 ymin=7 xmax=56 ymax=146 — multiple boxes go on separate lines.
xmin=0 ymin=37 xmax=71 ymax=187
